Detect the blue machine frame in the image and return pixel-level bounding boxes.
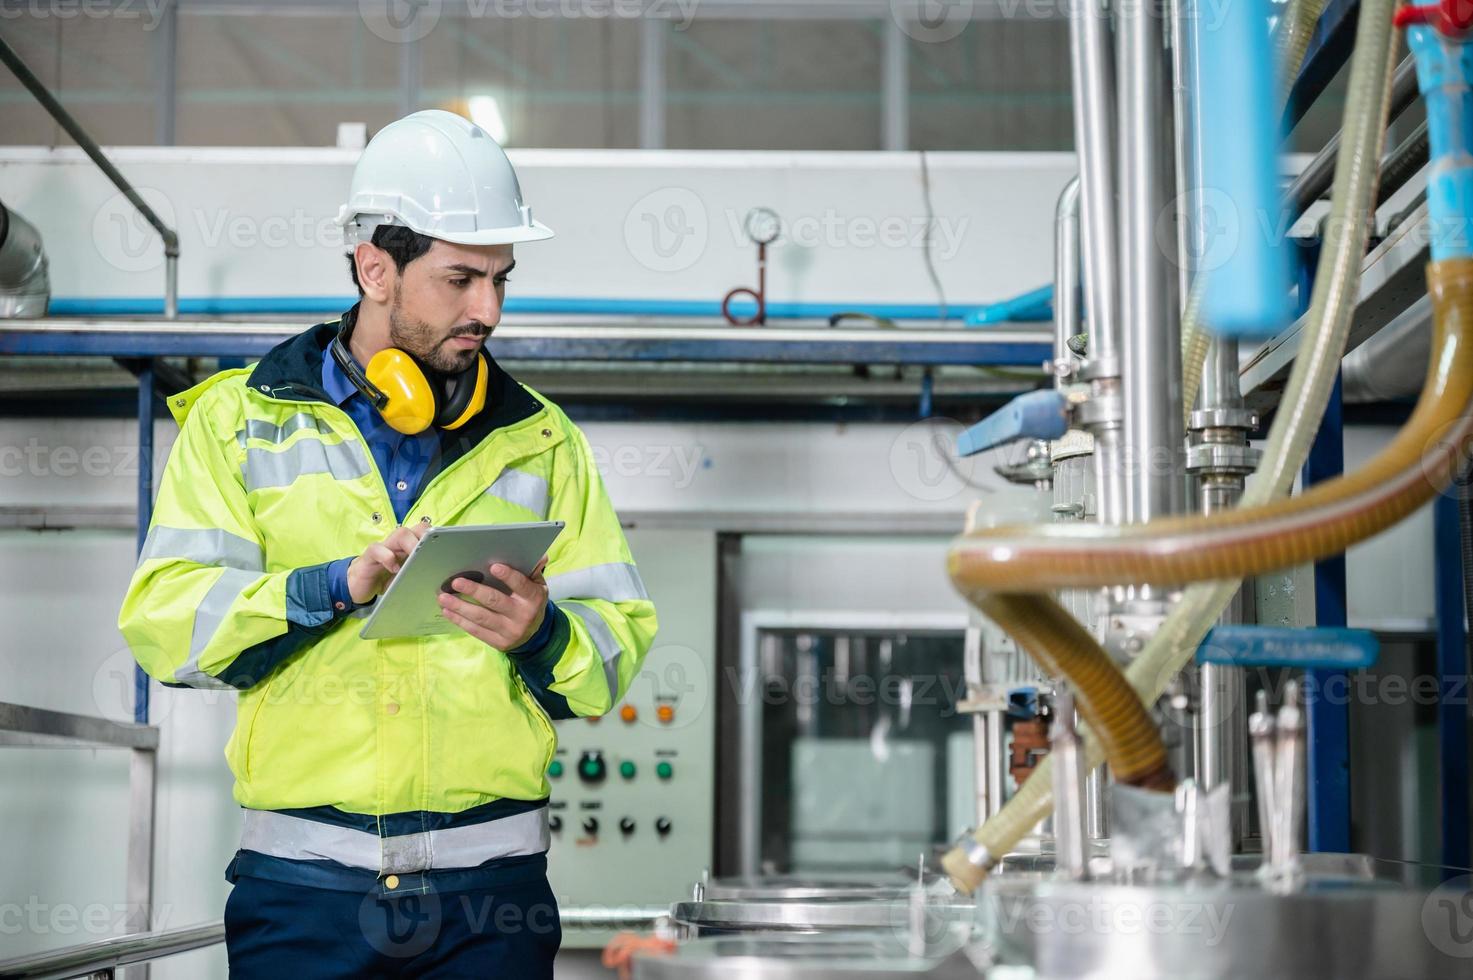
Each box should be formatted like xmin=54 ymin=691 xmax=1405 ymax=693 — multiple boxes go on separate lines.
xmin=1300 ymin=373 xmax=1352 ymax=854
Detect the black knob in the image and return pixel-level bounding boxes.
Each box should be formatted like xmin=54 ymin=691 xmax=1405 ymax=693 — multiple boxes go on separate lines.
xmin=619 ymin=817 xmax=636 ymax=835
xmin=582 ymin=817 xmax=600 ymax=836
xmin=655 ymin=817 xmax=672 ymax=837
xmin=549 ymin=814 xmax=563 ymax=833
xmin=578 ymin=751 xmax=606 ymax=783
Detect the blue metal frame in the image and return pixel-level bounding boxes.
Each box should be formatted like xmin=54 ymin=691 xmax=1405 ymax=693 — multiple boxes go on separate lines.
xmin=1300 ymin=372 xmax=1352 ymax=853
xmin=1433 ymin=488 xmax=1471 ymax=872
xmin=134 ymin=366 xmax=155 ymax=727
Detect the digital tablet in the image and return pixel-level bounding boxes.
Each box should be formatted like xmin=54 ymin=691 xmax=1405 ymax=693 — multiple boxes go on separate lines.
xmin=358 ymin=521 xmax=565 ymax=640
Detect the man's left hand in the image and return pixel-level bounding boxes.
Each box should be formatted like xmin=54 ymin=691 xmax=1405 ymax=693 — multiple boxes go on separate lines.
xmin=439 ymin=557 xmax=549 ymax=651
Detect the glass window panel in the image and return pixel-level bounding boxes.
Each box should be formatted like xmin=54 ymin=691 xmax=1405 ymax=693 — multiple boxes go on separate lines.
xmin=174 ymin=11 xmax=401 ymax=147
xmin=0 ymin=11 xmax=155 ymax=146
xmin=419 ymin=17 xmax=639 ymax=149
xmin=756 ymin=628 xmax=970 ymax=873
xmin=908 ymin=19 xmax=1073 ymax=151
xmin=666 ymin=20 xmax=883 ymax=150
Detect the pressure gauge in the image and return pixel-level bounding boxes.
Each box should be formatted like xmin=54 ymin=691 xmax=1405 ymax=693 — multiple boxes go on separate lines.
xmin=744 ymin=207 xmax=781 ymax=246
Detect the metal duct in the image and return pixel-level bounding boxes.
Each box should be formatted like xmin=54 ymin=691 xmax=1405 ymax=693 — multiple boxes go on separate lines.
xmin=0 ymin=200 xmax=49 ymax=317
xmin=1341 ymin=298 xmax=1431 ymax=403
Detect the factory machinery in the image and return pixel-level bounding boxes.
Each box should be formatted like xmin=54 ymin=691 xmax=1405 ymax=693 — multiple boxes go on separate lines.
xmin=620 ymin=0 xmax=1473 ymax=976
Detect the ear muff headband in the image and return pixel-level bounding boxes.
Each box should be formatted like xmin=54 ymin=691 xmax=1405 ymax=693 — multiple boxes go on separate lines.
xmin=329 ymin=333 xmax=387 ymax=410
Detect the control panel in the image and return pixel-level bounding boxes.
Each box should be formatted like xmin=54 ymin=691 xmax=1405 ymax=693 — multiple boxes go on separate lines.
xmin=545 ymin=529 xmax=715 ymax=946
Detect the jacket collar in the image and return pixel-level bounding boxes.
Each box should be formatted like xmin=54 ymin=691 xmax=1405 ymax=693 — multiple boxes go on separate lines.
xmin=246 ymin=308 xmax=545 ymax=460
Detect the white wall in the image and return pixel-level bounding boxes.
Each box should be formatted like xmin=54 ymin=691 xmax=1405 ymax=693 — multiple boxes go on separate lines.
xmin=1344 ymin=425 xmax=1438 ymax=631
xmin=0 ymin=146 xmax=1074 ymax=312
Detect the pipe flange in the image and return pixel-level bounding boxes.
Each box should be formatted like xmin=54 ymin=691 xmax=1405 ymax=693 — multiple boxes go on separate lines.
xmin=994 ymin=456 xmax=1055 ymax=487
xmin=1189 ymin=407 xmax=1259 ymax=432
xmin=1077 ymin=355 xmax=1121 ymax=383
xmin=1051 ymin=428 xmax=1095 ymax=462
xmin=954 ymin=834 xmax=995 ymax=871
xmin=1186 ymin=441 xmax=1262 ymax=474
xmin=1075 ymin=391 xmax=1123 ymax=428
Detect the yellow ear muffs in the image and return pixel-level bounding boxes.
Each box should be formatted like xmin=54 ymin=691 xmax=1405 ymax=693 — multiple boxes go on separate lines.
xmin=437 ymin=353 xmax=488 ymax=431
xmin=364 ymin=348 xmax=437 ymax=435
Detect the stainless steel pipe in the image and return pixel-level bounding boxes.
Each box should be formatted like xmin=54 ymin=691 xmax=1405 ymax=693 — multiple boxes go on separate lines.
xmin=1054 ymin=177 xmax=1083 ymax=388
xmin=1117 ymin=0 xmax=1184 ymax=524
xmin=1068 ymin=0 xmax=1121 ymax=369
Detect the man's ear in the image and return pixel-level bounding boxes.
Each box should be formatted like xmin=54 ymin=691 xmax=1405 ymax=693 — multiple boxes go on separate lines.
xmin=354 ymin=242 xmax=394 ymax=304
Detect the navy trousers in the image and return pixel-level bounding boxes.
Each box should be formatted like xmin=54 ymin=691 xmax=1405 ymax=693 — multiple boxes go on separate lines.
xmin=224 ymin=873 xmax=561 ymax=978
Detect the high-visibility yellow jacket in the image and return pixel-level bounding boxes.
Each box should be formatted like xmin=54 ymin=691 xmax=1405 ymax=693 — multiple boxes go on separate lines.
xmin=119 ymin=321 xmax=657 ymax=836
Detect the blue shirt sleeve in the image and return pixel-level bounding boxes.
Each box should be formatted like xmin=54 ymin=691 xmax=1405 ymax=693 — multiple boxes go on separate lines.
xmin=325 ymin=556 xmax=361 ymax=614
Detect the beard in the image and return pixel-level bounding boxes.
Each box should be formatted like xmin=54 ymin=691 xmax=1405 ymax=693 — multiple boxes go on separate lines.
xmin=387 ymin=290 xmax=486 ymax=375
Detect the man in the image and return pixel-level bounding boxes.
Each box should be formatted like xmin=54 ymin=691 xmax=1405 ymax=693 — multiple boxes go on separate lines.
xmin=119 ymin=110 xmax=657 ymax=977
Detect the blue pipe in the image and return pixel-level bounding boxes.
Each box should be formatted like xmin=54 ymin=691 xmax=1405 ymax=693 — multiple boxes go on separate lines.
xmin=1408 ymin=25 xmax=1473 ymax=261
xmin=1195 ymin=0 xmax=1295 ymax=337
xmin=46 ymin=291 xmax=1053 ymax=323
xmin=962 ymin=284 xmax=1053 ymax=326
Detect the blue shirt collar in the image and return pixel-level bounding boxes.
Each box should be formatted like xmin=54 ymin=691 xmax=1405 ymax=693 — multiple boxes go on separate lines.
xmin=321 ymin=342 xmax=361 ymax=408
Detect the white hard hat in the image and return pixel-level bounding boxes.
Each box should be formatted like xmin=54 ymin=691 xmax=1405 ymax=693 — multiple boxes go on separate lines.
xmin=336 ymin=109 xmax=553 ymax=246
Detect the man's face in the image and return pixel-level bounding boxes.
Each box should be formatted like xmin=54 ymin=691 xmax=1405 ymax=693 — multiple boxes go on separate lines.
xmin=387 ymin=240 xmax=515 ymax=374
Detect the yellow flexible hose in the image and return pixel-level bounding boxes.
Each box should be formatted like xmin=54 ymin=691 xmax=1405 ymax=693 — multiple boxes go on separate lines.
xmin=972 ymin=593 xmax=1175 ymax=791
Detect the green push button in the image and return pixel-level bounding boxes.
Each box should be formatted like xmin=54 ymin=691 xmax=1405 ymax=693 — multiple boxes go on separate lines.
xmin=548 ymin=760 xmax=564 ymax=779
xmin=619 ymin=760 xmax=637 ymax=780
xmin=578 ymin=751 xmax=606 ymax=782
xmin=656 ymin=761 xmax=674 ymax=781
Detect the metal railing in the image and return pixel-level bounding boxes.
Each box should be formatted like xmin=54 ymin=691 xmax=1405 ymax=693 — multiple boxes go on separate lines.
xmin=0 ymin=924 xmax=223 ymax=980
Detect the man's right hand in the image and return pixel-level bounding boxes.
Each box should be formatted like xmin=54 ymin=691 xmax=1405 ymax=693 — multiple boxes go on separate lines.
xmin=347 ymin=522 xmax=430 ymax=604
